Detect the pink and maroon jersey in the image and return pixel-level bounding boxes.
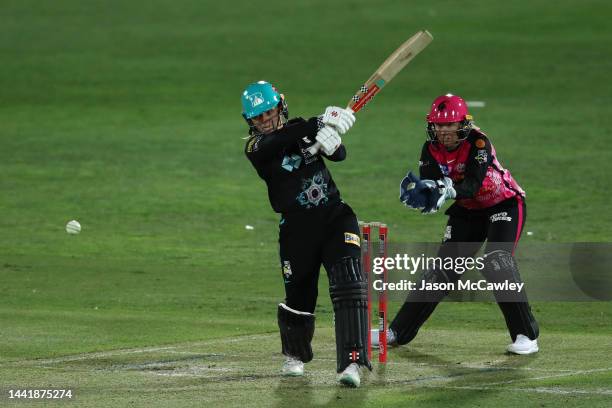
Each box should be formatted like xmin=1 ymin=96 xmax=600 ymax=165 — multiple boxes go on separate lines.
xmin=419 ymin=130 xmax=525 ymax=210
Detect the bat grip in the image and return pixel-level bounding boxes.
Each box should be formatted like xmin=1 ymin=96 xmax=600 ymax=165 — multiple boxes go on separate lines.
xmin=308 ymin=142 xmax=321 ymax=155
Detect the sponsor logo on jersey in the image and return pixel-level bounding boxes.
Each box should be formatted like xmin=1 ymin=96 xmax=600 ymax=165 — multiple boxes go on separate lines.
xmin=490 ymin=211 xmax=512 ymax=222
xmin=344 ymin=232 xmax=361 ymax=247
xmin=475 ymin=138 xmax=486 ymax=148
xmin=299 ymin=140 xmax=319 ymax=165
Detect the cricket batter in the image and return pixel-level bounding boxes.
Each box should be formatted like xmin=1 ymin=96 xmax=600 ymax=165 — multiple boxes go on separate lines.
xmin=242 ymin=81 xmax=371 ymax=387
xmin=374 ymin=94 xmax=539 ymax=354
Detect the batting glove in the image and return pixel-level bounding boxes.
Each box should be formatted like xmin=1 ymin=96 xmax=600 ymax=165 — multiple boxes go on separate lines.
xmin=319 ymin=106 xmax=356 ymax=135
xmin=315 ymin=126 xmax=342 ymax=156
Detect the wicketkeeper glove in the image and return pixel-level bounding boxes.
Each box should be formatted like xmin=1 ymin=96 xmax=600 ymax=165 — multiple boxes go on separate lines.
xmin=319 ymin=106 xmax=356 ymax=135
xmin=399 ymin=172 xmax=431 ymax=210
xmin=421 ymin=177 xmax=456 ymax=214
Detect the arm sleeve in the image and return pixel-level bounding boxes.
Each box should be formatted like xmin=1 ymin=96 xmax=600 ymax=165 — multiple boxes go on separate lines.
xmin=321 ymin=144 xmax=346 ymax=162
xmin=454 ymin=136 xmax=492 ymax=199
xmin=245 ymin=117 xmax=318 ymax=163
xmin=418 ymin=143 xmax=444 ymax=180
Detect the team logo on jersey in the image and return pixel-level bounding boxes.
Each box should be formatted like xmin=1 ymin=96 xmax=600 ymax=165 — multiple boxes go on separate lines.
xmin=490 ymin=212 xmax=512 ymax=222
xmin=296 ymin=171 xmax=329 ymax=208
xmin=475 ymin=149 xmax=488 ymax=164
xmin=281 ymin=154 xmax=302 ymax=171
xmin=344 ymin=232 xmax=361 ymax=247
xmin=282 ymin=260 xmax=293 ymax=283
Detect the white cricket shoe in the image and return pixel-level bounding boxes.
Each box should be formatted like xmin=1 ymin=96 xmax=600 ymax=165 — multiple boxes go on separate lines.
xmin=281 ymin=356 xmax=304 ymax=376
xmin=339 ymin=363 xmax=360 ymax=388
xmin=507 ymin=334 xmax=539 ymax=355
xmin=370 ymin=328 xmax=397 ymax=347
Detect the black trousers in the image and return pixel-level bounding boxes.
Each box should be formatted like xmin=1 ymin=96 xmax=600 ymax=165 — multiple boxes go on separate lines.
xmin=441 ymin=195 xmax=527 ymax=256
xmin=391 ymin=195 xmax=539 ymax=343
xmin=279 ymin=201 xmax=362 ymax=313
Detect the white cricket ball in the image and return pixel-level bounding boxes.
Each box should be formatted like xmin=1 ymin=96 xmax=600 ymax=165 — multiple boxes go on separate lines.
xmin=66 ymin=220 xmax=81 ymax=234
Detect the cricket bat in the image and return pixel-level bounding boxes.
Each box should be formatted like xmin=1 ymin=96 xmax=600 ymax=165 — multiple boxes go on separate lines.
xmin=309 ymin=30 xmax=433 ymax=154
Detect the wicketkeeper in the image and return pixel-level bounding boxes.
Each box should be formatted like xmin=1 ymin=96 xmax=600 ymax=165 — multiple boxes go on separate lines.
xmin=373 ymin=94 xmax=539 ymax=354
xmin=242 ymin=81 xmax=371 ymax=387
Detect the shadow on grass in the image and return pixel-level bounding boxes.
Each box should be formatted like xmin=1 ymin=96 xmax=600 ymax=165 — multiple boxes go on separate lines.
xmin=274 ymin=371 xmax=368 ymax=408
xmin=392 ymin=346 xmax=537 ymax=407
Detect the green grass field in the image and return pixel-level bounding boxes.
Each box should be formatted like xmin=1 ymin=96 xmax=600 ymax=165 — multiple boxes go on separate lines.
xmin=1 ymin=0 xmax=611 ymax=406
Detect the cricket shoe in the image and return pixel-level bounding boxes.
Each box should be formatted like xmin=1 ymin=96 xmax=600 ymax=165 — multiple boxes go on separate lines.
xmin=281 ymin=356 xmax=304 ymax=376
xmin=507 ymin=334 xmax=539 ymax=355
xmin=370 ymin=328 xmax=397 ymax=347
xmin=339 ymin=363 xmax=360 ymax=388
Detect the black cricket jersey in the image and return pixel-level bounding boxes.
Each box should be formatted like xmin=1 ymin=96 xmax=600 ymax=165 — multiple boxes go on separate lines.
xmin=245 ymin=117 xmax=346 ymax=214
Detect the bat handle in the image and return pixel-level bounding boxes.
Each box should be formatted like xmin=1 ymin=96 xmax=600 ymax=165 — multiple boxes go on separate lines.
xmin=307 ymin=107 xmax=355 ymax=155
xmin=308 ymin=142 xmax=321 ymax=155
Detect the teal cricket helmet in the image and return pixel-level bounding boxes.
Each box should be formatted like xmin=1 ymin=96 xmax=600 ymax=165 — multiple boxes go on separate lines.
xmin=241 ymin=81 xmax=283 ymax=119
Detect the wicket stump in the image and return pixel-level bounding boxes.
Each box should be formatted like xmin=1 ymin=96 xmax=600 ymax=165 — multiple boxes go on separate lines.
xmin=360 ymin=221 xmax=388 ymax=363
